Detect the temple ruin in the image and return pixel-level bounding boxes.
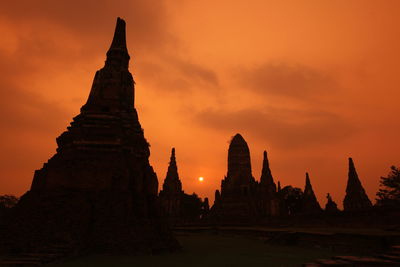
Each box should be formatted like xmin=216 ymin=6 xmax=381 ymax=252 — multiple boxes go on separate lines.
xmin=0 ymin=17 xmax=178 ymax=255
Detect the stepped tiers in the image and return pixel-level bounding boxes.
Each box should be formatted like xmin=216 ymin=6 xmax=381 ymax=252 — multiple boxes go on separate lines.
xmin=343 ymin=158 xmax=372 ymax=211
xmin=0 ymin=18 xmax=178 ymax=254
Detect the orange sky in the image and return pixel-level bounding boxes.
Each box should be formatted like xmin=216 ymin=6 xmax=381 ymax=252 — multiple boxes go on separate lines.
xmin=0 ymin=0 xmax=399 ymax=208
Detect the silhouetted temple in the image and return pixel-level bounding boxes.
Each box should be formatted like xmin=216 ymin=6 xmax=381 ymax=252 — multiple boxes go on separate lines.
xmin=258 ymin=151 xmax=280 ymax=216
xmin=159 ymin=148 xmax=183 ymax=220
xmin=217 ymin=134 xmax=259 ymax=221
xmin=209 ymin=134 xmax=284 ymax=222
xmin=159 ymin=148 xmax=206 ymax=224
xmin=301 ymin=173 xmax=322 ymax=214
xmin=343 ymin=158 xmax=372 ymax=211
xmin=0 ymin=18 xmax=177 ymax=254
xmin=209 ymin=134 xmax=367 ymax=222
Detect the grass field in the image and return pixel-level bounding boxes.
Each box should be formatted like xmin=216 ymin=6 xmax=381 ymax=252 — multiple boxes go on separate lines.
xmin=50 ymin=233 xmax=345 ymax=267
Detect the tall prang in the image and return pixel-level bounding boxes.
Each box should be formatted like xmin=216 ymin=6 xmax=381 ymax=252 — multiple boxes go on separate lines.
xmin=260 ymin=151 xmax=277 ymax=192
xmin=0 ymin=18 xmax=178 ymax=254
xmin=161 ymin=148 xmax=183 ymax=193
xmin=343 ymin=158 xmax=372 ymax=211
xmin=258 ymin=151 xmax=280 ymax=216
xmin=217 ymin=134 xmax=259 ymax=222
xmin=159 ymin=148 xmax=205 ymax=224
xmin=301 ymin=172 xmax=322 ymax=213
xmin=159 ymin=148 xmax=184 ymax=219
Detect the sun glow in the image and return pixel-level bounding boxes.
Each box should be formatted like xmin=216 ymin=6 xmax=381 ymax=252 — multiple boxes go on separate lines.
xmin=198 ymin=177 xmax=204 ymax=182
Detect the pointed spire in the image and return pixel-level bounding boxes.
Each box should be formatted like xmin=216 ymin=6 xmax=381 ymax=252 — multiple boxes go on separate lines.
xmin=109 ymin=18 xmax=128 ymax=51
xmin=349 ymin=157 xmax=356 ymax=176
xmin=161 ymin=148 xmax=182 ymax=193
xmin=170 ymin=147 xmax=176 ymax=167
xmin=260 ymin=150 xmax=276 ymax=192
xmin=304 ymin=172 xmax=312 ymax=195
xmin=277 ymin=181 xmax=281 ymax=192
xmin=302 ymin=172 xmax=321 ymax=213
xmin=106 ymin=17 xmax=130 ymax=69
xmin=82 ymin=17 xmax=134 ymax=113
xmin=343 ymin=157 xmax=372 ymax=211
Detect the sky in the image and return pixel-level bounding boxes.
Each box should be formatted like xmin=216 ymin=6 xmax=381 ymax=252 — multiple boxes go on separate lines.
xmin=0 ymin=0 xmax=399 ymax=208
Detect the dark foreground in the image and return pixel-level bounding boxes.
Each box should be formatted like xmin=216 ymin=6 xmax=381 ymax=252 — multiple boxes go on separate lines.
xmin=48 ymin=233 xmax=345 ymax=267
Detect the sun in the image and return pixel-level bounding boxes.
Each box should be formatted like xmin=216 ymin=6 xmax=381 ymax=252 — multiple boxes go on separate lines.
xmin=198 ymin=177 xmax=204 ymax=182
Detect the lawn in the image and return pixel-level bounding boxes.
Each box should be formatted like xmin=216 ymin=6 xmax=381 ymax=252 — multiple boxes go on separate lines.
xmin=50 ymin=233 xmax=343 ymax=267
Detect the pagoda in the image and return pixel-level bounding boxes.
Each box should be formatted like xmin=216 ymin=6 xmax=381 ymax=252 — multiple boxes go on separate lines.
xmin=0 ymin=18 xmax=177 ymax=254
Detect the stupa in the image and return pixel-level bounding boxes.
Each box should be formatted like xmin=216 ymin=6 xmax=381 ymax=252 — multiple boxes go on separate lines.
xmin=0 ymin=18 xmax=177 ymax=254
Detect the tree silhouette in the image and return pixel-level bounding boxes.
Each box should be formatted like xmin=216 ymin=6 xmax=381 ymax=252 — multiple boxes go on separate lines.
xmin=0 ymin=195 xmax=19 ymax=209
xmin=280 ymin=186 xmax=303 ymax=215
xmin=376 ymin=166 xmax=400 ymax=207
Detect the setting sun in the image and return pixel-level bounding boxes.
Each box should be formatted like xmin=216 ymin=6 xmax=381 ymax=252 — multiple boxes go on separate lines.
xmin=198 ymin=177 xmax=204 ymax=182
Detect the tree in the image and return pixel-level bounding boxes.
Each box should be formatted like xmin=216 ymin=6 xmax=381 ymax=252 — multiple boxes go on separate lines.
xmin=0 ymin=195 xmax=19 ymax=209
xmin=280 ymin=186 xmax=303 ymax=216
xmin=376 ymin=166 xmax=400 ymax=207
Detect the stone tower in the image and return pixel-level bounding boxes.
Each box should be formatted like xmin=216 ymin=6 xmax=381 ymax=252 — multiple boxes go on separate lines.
xmin=218 ymin=134 xmax=259 ymax=222
xmin=159 ymin=148 xmax=184 ymax=219
xmin=0 ymin=18 xmax=177 ymax=254
xmin=260 ymin=151 xmax=277 ymax=192
xmin=343 ymin=158 xmax=372 ymax=211
xmin=301 ymin=172 xmax=322 ymax=213
xmin=259 ymin=151 xmax=280 ymax=216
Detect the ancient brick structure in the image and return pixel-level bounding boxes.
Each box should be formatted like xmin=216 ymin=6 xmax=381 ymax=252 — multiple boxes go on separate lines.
xmin=343 ymin=158 xmax=372 ymax=211
xmin=159 ymin=148 xmax=205 ymax=224
xmin=301 ymin=172 xmax=322 ymax=214
xmin=258 ymin=151 xmax=280 ymax=216
xmin=159 ymin=148 xmax=183 ymax=220
xmin=209 ymin=134 xmax=290 ymax=222
xmin=0 ymin=18 xmax=177 ymax=254
xmin=217 ymin=134 xmax=259 ymax=221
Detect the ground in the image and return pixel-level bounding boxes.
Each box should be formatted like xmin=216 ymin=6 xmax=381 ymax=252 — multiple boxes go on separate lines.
xmin=50 ymin=233 xmax=347 ymax=267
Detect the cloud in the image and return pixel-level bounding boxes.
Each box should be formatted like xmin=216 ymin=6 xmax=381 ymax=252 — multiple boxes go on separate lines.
xmin=0 ymin=0 xmax=173 ymax=53
xmin=172 ymin=57 xmax=219 ymax=86
xmin=136 ymin=56 xmax=219 ymax=94
xmin=194 ymin=107 xmax=357 ymax=149
xmin=238 ymin=63 xmax=337 ymax=101
xmin=0 ymin=83 xmax=69 ymax=136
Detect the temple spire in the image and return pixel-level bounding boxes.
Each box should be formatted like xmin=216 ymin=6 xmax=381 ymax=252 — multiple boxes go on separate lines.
xmin=304 ymin=172 xmax=312 ymax=195
xmin=82 ymin=17 xmax=134 ymax=113
xmin=343 ymin=158 xmax=372 ymax=211
xmin=109 ymin=18 xmax=127 ymax=51
xmin=302 ymin=172 xmax=321 ymax=213
xmin=106 ymin=17 xmax=130 ymax=69
xmin=170 ymin=148 xmax=176 ymax=167
xmin=227 ymin=133 xmax=252 ymax=180
xmin=260 ymin=150 xmax=276 ymax=192
xmin=161 ymin=148 xmax=182 ymax=193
